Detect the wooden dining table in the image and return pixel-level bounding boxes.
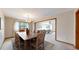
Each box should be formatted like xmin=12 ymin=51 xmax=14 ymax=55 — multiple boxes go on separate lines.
xmin=16 ymin=32 xmax=37 ymax=49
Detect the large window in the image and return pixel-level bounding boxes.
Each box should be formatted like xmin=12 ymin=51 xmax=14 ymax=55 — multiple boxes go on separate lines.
xmin=14 ymin=22 xmax=29 ymax=31
xmin=36 ymin=20 xmax=55 ymax=31
xmin=19 ymin=22 xmax=29 ymax=29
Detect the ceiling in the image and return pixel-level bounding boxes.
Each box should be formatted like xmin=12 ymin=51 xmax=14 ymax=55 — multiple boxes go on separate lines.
xmin=1 ymin=8 xmax=75 ymax=20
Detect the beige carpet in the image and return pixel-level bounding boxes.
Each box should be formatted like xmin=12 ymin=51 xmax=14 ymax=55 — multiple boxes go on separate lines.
xmin=44 ymin=41 xmax=54 ymax=50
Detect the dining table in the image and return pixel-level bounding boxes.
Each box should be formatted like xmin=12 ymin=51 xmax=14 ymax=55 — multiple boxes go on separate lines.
xmin=16 ymin=32 xmax=37 ymax=49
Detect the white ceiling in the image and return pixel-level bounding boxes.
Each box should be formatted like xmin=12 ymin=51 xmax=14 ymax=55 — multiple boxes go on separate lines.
xmin=1 ymin=8 xmax=75 ymax=20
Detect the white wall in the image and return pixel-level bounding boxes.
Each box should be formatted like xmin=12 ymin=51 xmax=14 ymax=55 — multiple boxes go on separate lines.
xmin=56 ymin=10 xmax=75 ymax=45
xmin=4 ymin=17 xmax=15 ymax=38
xmin=0 ymin=10 xmax=5 ymax=48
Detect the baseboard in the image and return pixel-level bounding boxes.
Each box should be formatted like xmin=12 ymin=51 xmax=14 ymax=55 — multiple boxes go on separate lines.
xmin=56 ymin=39 xmax=74 ymax=46
xmin=5 ymin=36 xmax=14 ymax=39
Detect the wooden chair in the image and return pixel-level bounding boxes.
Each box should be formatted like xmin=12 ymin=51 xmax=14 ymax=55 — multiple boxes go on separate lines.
xmin=19 ymin=37 xmax=24 ymax=50
xmin=31 ymin=30 xmax=46 ymax=50
xmin=15 ymin=33 xmax=20 ymax=49
xmin=25 ymin=28 xmax=30 ymax=35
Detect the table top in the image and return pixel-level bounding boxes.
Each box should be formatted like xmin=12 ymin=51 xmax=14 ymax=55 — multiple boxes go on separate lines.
xmin=17 ymin=32 xmax=37 ymax=40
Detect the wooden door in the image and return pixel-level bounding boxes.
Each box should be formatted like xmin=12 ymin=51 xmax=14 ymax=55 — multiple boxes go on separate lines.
xmin=76 ymin=9 xmax=79 ymax=49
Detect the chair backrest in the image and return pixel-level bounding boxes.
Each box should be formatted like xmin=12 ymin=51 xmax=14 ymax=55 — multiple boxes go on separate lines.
xmin=25 ymin=28 xmax=30 ymax=35
xmin=41 ymin=30 xmax=46 ymax=39
xmin=15 ymin=33 xmax=20 ymax=49
xmin=36 ymin=30 xmax=46 ymax=46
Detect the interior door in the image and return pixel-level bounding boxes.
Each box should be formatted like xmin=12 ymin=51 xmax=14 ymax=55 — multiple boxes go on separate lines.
xmin=76 ymin=9 xmax=79 ymax=49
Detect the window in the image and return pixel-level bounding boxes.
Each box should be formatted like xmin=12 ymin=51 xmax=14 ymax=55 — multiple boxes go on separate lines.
xmin=19 ymin=22 xmax=29 ymax=29
xmin=36 ymin=20 xmax=55 ymax=31
xmin=14 ymin=22 xmax=29 ymax=31
xmin=14 ymin=22 xmax=19 ymax=31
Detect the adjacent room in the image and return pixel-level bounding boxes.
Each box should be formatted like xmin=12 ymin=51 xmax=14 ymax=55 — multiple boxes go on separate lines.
xmin=0 ymin=8 xmax=78 ymax=50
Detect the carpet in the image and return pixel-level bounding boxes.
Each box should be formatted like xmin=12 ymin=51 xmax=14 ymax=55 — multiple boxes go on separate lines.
xmin=44 ymin=41 xmax=54 ymax=50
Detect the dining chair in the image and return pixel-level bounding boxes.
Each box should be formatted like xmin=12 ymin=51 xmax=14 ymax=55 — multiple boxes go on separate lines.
xmin=15 ymin=33 xmax=20 ymax=49
xmin=25 ymin=28 xmax=30 ymax=35
xmin=31 ymin=30 xmax=46 ymax=50
xmin=19 ymin=37 xmax=24 ymax=50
